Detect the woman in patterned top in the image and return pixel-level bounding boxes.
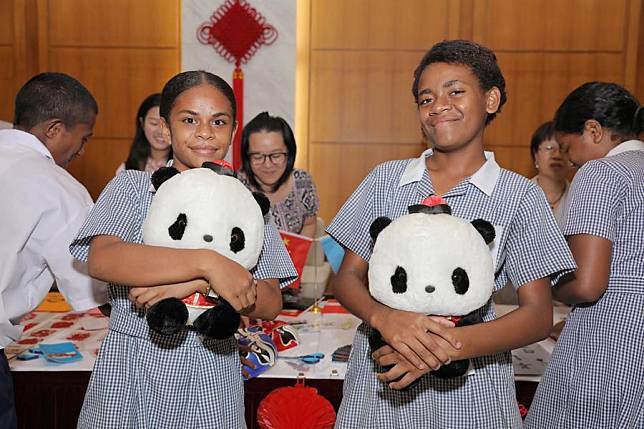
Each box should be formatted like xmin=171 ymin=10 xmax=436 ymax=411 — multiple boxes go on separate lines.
xmin=326 ymin=40 xmax=576 ymax=428
xmin=70 ymin=71 xmax=296 ymax=428
xmin=526 ymin=83 xmax=644 ymax=429
xmin=237 ymin=112 xmax=320 ymax=237
xmin=115 ymin=93 xmax=172 ymax=174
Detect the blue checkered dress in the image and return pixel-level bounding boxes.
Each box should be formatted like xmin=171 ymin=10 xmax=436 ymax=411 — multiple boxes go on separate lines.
xmin=70 ymin=170 xmax=297 ymax=429
xmin=526 ymin=145 xmax=644 ymax=429
xmin=327 ymin=151 xmax=575 ymax=429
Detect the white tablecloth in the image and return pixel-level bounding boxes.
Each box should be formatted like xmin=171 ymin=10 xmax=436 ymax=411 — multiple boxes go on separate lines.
xmin=8 ymin=301 xmax=569 ymax=382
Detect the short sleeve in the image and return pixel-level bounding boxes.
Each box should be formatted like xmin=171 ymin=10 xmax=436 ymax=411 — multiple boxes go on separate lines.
xmin=296 ymin=169 xmax=320 ymax=218
xmin=326 ymin=166 xmax=379 ymax=262
xmin=252 ymin=222 xmax=298 ymax=288
xmin=70 ymin=172 xmax=143 ymax=262
xmin=504 ymin=185 xmax=576 ymax=287
xmin=563 ymin=161 xmax=625 ymax=241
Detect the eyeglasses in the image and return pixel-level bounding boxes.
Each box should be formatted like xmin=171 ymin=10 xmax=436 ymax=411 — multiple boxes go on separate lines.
xmin=539 ymin=143 xmax=566 ymax=154
xmin=248 ymin=152 xmax=288 ymax=165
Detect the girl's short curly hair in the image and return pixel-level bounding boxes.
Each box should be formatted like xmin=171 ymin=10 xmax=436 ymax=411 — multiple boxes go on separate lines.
xmin=412 ymin=40 xmax=507 ymax=124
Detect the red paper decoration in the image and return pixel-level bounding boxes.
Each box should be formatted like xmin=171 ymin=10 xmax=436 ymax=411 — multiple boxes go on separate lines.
xmin=197 ymin=0 xmax=278 ymax=169
xmin=257 ymin=381 xmax=336 ymax=429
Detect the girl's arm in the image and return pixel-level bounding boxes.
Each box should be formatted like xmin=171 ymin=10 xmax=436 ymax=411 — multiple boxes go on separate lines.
xmin=333 ymin=250 xmax=461 ymax=371
xmin=88 ymin=235 xmax=256 ymax=311
xmin=376 ymin=277 xmax=553 ymax=388
xmin=300 ymin=216 xmax=317 ymax=238
xmin=241 ymin=279 xmax=282 ymax=320
xmin=552 ymin=234 xmax=612 ymax=304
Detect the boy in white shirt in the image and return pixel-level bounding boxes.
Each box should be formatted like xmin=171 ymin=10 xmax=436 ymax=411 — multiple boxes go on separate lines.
xmin=0 ymin=72 xmax=107 ymax=429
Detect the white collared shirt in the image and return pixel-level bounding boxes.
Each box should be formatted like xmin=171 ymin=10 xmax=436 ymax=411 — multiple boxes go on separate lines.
xmin=0 ymin=129 xmax=108 ymax=348
xmin=398 ymin=148 xmax=500 ymax=196
xmin=606 ymin=139 xmax=644 ymax=157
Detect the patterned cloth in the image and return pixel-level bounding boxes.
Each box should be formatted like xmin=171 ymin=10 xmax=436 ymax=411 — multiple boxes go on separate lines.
xmin=237 ymin=169 xmax=319 ymax=234
xmin=526 ymin=141 xmax=644 ymax=429
xmin=70 ymin=170 xmax=297 ymax=429
xmin=326 ymin=149 xmax=575 ymax=429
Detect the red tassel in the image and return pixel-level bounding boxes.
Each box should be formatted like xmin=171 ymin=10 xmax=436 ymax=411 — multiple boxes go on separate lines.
xmin=232 ymin=66 xmax=244 ymax=170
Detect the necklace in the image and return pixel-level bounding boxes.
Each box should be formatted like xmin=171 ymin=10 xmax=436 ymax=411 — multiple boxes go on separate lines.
xmin=536 ymin=177 xmax=565 ymax=209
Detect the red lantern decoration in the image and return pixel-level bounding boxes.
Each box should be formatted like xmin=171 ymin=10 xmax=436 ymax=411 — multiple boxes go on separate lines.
xmin=257 ymin=379 xmax=336 ymax=429
xmin=197 ymin=0 xmax=278 ymax=169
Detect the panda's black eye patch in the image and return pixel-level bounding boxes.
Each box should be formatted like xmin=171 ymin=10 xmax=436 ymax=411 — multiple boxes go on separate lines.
xmin=203 ymin=234 xmax=213 ymax=243
xmin=390 ymin=266 xmax=407 ymax=294
xmin=168 ymin=213 xmax=187 ymax=240
xmin=452 ymin=267 xmax=469 ymax=294
xmin=229 ymin=227 xmax=245 ymax=253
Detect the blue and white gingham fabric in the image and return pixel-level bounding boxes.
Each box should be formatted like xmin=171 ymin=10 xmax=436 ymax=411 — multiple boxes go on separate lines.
xmin=526 ymin=144 xmax=644 ymax=429
xmin=327 ymin=150 xmax=575 ymax=429
xmin=70 ymin=169 xmax=297 ymax=429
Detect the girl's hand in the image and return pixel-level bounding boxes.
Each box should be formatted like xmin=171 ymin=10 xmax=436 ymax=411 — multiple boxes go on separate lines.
xmin=239 ymin=344 xmax=256 ymax=379
xmin=372 ymin=345 xmax=429 ymax=389
xmin=204 ymin=256 xmax=257 ymax=312
xmin=129 ymin=279 xmax=207 ymax=309
xmin=372 ymin=308 xmax=461 ymax=371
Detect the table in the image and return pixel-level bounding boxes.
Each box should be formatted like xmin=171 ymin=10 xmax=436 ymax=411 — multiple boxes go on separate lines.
xmin=8 ymin=301 xmax=569 ymax=428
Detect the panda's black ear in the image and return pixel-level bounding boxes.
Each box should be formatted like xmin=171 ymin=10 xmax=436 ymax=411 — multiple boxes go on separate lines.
xmin=252 ymin=192 xmax=270 ymax=217
xmin=370 ymin=217 xmax=392 ymax=242
xmin=471 ymin=219 xmax=495 ymax=244
xmin=151 ymin=167 xmax=180 ymax=190
xmin=202 ymin=161 xmax=237 ymax=178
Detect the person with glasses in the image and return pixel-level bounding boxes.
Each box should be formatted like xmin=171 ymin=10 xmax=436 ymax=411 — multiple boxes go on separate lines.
xmin=530 ymin=121 xmax=573 ymax=229
xmin=238 ymin=112 xmax=320 ymax=238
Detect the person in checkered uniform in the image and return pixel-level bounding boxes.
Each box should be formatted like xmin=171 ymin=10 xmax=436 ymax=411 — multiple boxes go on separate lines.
xmin=525 ymin=83 xmax=644 ymax=429
xmin=326 ymin=40 xmax=576 ymax=428
xmin=70 ymin=71 xmax=297 ymax=428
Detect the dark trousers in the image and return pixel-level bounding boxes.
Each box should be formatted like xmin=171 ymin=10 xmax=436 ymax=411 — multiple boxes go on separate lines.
xmin=0 ymin=349 xmax=17 ymax=429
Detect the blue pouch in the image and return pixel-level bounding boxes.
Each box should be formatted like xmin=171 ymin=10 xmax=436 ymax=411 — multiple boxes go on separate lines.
xmin=38 ymin=342 xmax=82 ymax=364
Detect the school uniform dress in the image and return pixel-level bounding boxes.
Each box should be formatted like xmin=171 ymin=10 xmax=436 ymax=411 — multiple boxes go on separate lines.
xmin=327 ymin=149 xmax=575 ymax=429
xmin=70 ymin=169 xmax=297 ymax=429
xmin=0 ymin=129 xmax=108 ymax=429
xmin=525 ymin=140 xmax=644 ymax=429
xmin=237 ymin=169 xmax=320 ymax=234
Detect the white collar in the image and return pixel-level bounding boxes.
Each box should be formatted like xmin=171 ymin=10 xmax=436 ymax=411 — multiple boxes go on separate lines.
xmin=606 ymin=139 xmax=644 ymax=157
xmin=0 ymin=128 xmax=54 ymax=162
xmin=398 ymin=148 xmax=500 ymax=196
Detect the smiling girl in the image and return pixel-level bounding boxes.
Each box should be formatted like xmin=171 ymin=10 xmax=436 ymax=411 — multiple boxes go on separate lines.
xmin=70 ymin=71 xmax=296 ymax=428
xmin=327 ymin=40 xmax=576 ymax=428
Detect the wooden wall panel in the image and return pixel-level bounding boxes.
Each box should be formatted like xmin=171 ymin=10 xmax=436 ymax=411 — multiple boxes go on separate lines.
xmin=309 ymin=51 xmax=421 ymax=144
xmin=46 ymin=0 xmax=178 ymax=47
xmin=0 ymin=47 xmax=16 ymax=122
xmin=485 ymin=52 xmax=625 ymax=151
xmin=473 ymin=0 xmax=626 ymax=52
xmin=310 ymin=143 xmax=423 ymax=222
xmin=311 ymin=0 xmax=451 ymax=50
xmin=0 ymin=0 xmax=14 ymax=44
xmin=36 ymin=0 xmax=181 ymax=198
xmin=47 ymin=48 xmax=179 ymax=139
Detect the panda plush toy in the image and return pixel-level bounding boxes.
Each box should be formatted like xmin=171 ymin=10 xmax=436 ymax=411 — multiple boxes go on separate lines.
xmin=368 ymin=195 xmax=496 ymax=378
xmin=141 ymin=161 xmax=270 ymax=340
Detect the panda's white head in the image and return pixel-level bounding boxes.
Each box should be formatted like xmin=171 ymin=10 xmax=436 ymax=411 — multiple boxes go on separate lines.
xmin=368 ymin=197 xmax=495 ymax=316
xmin=142 ymin=162 xmax=269 ymax=270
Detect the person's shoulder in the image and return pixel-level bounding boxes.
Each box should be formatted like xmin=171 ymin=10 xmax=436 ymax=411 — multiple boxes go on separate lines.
xmin=496 ymin=167 xmax=539 ymax=194
xmin=292 ymin=168 xmax=316 ymax=186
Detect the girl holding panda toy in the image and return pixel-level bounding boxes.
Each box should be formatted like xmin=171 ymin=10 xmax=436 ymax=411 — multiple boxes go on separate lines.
xmin=327 ymin=40 xmax=576 ymax=428
xmin=70 ymin=71 xmax=296 ymax=428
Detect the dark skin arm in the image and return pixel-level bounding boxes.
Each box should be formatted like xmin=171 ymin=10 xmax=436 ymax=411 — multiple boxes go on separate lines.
xmin=374 ymin=277 xmax=553 ymax=389
xmin=332 ymin=250 xmax=461 ymax=371
xmin=552 ymin=234 xmax=612 ymax=304
xmin=88 ymin=235 xmax=259 ymax=312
